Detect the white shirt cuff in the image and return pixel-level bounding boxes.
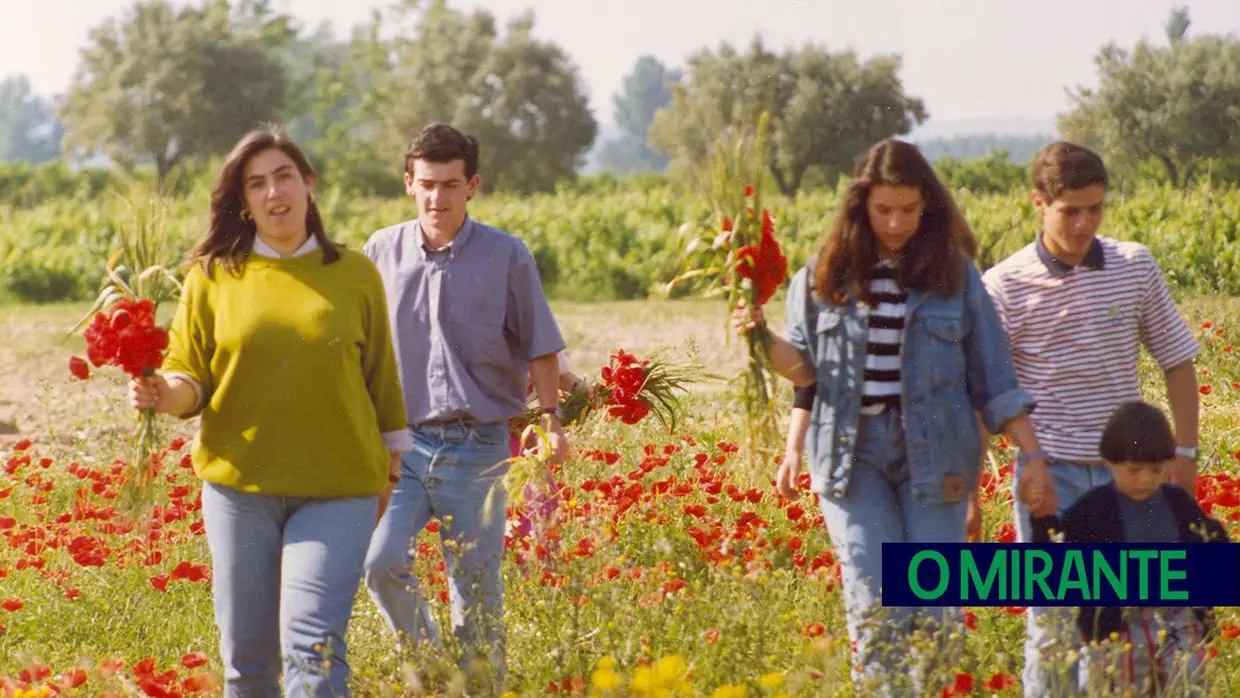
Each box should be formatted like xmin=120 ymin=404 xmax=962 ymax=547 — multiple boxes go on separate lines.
xmin=382 ymin=429 xmax=414 ymax=453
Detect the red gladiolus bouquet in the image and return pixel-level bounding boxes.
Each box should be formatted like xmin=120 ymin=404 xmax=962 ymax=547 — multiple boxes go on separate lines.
xmin=665 ymin=113 xmax=788 ymax=469
xmin=69 ymin=189 xmax=182 ymax=515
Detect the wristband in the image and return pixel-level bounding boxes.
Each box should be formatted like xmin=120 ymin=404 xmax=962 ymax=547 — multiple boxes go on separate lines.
xmin=1018 ymin=450 xmax=1048 ymax=464
xmin=1175 ymin=446 xmax=1199 ymax=461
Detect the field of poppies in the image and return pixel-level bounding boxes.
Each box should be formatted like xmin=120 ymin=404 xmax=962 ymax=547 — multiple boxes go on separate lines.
xmin=3 ymin=296 xmax=1240 ymax=697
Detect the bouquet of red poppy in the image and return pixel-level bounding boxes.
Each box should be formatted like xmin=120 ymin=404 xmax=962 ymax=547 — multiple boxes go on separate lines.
xmin=69 ymin=188 xmax=182 ymax=515
xmin=492 ymin=348 xmax=715 ymax=524
xmin=664 ymin=113 xmax=789 ymax=468
xmin=508 ymin=348 xmax=712 ymax=437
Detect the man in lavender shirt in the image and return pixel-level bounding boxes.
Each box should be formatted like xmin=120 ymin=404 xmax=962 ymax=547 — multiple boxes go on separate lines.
xmin=361 ymin=123 xmax=568 ymax=689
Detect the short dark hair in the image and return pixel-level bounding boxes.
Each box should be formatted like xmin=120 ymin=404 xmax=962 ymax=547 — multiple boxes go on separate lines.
xmin=1099 ymin=401 xmax=1177 ymax=464
xmin=1032 ymin=141 xmax=1109 ymax=200
xmin=404 ymin=123 xmax=480 ymax=178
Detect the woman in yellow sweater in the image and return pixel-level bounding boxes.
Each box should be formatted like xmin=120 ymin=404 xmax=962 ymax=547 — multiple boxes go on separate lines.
xmin=128 ymin=127 xmax=409 ymax=697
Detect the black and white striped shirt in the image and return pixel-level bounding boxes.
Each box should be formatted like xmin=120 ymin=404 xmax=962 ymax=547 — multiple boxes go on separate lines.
xmin=790 ymin=260 xmax=908 ymax=414
xmin=862 ymin=260 xmax=906 ymax=413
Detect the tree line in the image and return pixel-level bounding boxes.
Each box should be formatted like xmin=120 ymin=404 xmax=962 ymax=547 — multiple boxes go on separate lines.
xmin=1 ymin=1 xmax=1238 ymax=196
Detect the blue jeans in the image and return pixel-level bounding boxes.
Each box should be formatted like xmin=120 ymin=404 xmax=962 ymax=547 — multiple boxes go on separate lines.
xmin=817 ymin=409 xmax=969 ymax=697
xmin=1013 ymin=457 xmax=1113 ymax=698
xmin=200 ymin=482 xmax=378 ymax=698
xmin=364 ymin=421 xmax=510 ymax=688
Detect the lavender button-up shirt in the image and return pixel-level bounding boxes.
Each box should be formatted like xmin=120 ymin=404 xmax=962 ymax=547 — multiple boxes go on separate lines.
xmin=362 ymin=217 xmax=566 ymax=426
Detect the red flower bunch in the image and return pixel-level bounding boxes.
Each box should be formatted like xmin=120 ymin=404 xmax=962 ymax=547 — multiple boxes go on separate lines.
xmin=735 ymin=209 xmax=787 ymax=306
xmin=600 ymin=350 xmax=652 ymax=425
xmin=81 ymin=299 xmax=168 ymax=379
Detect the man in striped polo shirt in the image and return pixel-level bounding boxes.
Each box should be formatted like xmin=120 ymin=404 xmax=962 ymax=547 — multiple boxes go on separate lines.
xmin=980 ymin=142 xmax=1201 ymax=697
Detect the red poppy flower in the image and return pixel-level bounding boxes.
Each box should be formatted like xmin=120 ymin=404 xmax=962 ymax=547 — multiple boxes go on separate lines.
xmin=69 ymin=356 xmax=90 ymax=380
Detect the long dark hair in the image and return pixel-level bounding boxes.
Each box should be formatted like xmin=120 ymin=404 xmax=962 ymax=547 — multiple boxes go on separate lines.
xmin=191 ymin=126 xmax=339 ymax=277
xmin=813 ymin=139 xmax=977 ymax=305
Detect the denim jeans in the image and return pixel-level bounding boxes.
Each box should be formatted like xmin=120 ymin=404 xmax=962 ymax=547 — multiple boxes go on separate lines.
xmin=816 ymin=408 xmax=969 ymax=697
xmin=1013 ymin=457 xmax=1113 ymax=698
xmin=364 ymin=421 xmax=510 ymax=688
xmin=200 ymin=481 xmax=378 ymax=698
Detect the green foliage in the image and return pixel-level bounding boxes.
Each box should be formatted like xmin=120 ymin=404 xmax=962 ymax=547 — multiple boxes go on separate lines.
xmin=934 ymin=151 xmax=1030 ymax=194
xmin=595 ymin=56 xmax=679 ymax=175
xmin=5 ymin=177 xmax=1240 ymax=305
xmin=0 ymin=161 xmax=115 ymax=207
xmin=59 ymin=0 xmax=291 ymax=185
xmin=650 ymin=38 xmax=926 ymax=197
xmin=370 ymin=1 xmax=597 ymax=195
xmin=1059 ymin=8 xmax=1240 ymax=188
xmin=916 ymin=134 xmax=1053 ymax=164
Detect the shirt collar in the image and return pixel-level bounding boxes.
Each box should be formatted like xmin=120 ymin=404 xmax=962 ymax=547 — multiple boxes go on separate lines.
xmin=252 ymin=234 xmax=319 ymax=259
xmin=1035 ymin=230 xmax=1104 ymax=278
xmin=413 ymin=217 xmax=475 ymax=259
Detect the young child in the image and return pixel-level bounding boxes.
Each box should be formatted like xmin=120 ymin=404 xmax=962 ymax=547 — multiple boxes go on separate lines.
xmin=1032 ymin=401 xmax=1227 ymax=696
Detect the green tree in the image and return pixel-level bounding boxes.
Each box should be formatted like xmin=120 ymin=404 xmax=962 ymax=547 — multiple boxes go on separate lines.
xmin=1059 ymin=8 xmax=1240 ymax=188
xmin=60 ymin=0 xmax=290 ymax=185
xmin=649 ymin=38 xmax=926 ymax=196
xmin=595 ymin=56 xmax=680 ymax=174
xmin=0 ymin=76 xmax=63 ymax=164
xmin=294 ymin=17 xmax=402 ymax=196
xmin=377 ymin=1 xmax=597 ymax=193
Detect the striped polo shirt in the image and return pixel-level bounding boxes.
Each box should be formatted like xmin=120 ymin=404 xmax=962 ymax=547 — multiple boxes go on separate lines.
xmin=981 ymin=234 xmax=1199 ymax=463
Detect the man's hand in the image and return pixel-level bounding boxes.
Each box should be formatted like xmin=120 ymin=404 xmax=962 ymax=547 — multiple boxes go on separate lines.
xmin=542 ymin=416 xmax=568 ymax=465
xmin=1018 ymin=456 xmax=1058 ymax=518
xmin=1167 ymin=454 xmax=1197 ymax=494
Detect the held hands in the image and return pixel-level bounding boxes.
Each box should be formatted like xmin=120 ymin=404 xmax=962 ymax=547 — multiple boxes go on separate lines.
xmin=1017 ymin=456 xmax=1058 ymax=518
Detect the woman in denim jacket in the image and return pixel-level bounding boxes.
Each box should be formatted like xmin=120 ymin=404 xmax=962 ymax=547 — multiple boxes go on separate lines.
xmin=739 ymin=139 xmax=1050 ymax=695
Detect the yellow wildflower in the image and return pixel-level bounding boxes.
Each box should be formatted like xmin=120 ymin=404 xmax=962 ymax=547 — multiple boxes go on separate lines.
xmin=758 ymin=672 xmax=784 ymax=688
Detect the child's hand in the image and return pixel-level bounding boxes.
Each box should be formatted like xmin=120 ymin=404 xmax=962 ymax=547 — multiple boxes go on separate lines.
xmin=776 ymin=452 xmax=801 ymax=500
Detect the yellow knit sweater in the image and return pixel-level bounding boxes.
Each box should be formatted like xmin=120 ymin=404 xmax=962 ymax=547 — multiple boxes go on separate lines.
xmin=163 ymin=247 xmax=406 ymax=497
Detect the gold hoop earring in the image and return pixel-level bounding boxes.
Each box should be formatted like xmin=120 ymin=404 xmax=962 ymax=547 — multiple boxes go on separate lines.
xmin=240 ymin=209 xmax=252 ymax=222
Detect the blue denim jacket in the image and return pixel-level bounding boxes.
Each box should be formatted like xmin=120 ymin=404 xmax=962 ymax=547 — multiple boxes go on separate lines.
xmin=785 ymin=259 xmax=1034 ymax=503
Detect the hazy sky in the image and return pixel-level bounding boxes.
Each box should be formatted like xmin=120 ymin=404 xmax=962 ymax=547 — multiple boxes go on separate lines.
xmin=3 ymin=0 xmax=1239 ymax=136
